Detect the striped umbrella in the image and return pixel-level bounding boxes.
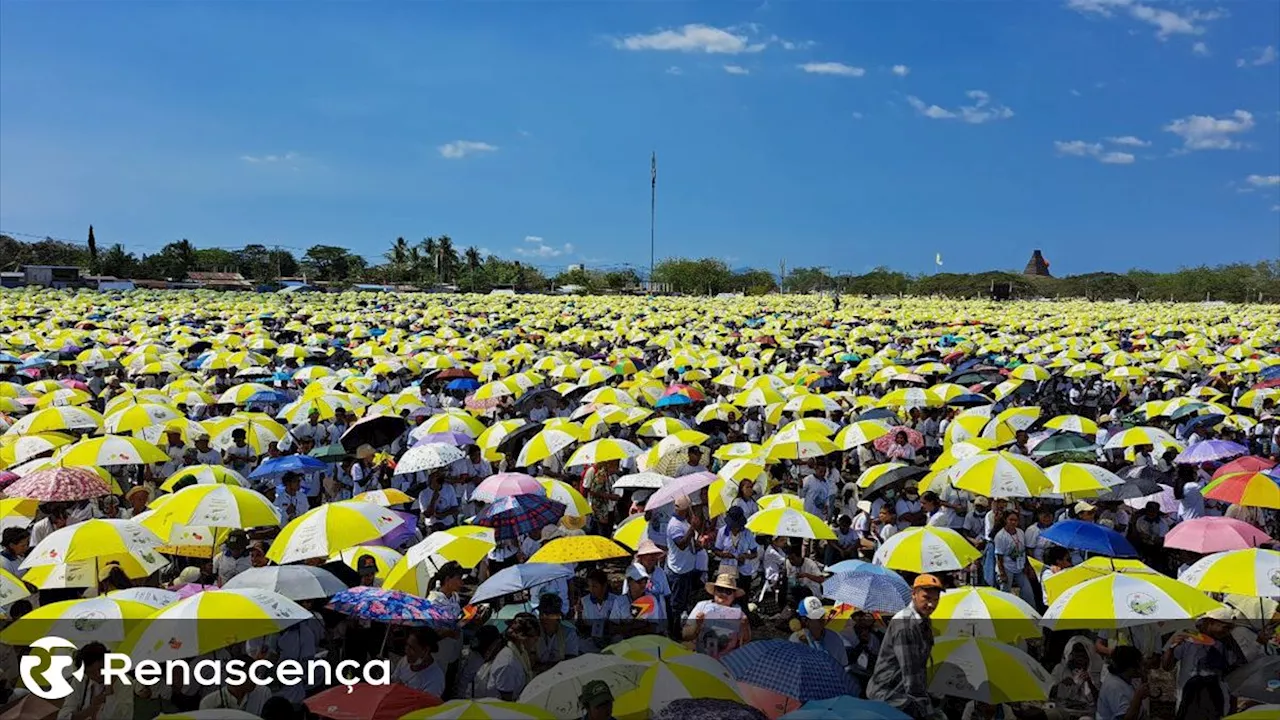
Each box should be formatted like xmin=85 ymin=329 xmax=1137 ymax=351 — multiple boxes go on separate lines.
xmin=159 ymin=464 xmax=247 ymax=491
xmin=3 ymin=405 xmax=103 ymax=435
xmin=745 ymin=507 xmax=836 ymax=540
xmin=118 ymin=588 xmax=310 ymax=661
xmin=833 ymin=420 xmax=892 ymax=450
xmin=21 ymin=519 xmax=167 ymax=589
xmin=948 ymin=451 xmax=1050 ymax=498
xmin=1044 ymin=463 xmax=1125 ymax=497
xmin=0 ymin=596 xmax=154 ymax=646
xmin=1202 ymin=471 xmax=1280 ymax=509
xmin=1043 ymin=572 xmax=1222 ymax=630
xmin=565 ymin=437 xmax=644 ymax=467
xmin=267 ymin=501 xmax=405 ymax=564
xmin=932 ymin=587 xmax=1042 ymax=642
xmin=873 ymin=527 xmax=981 ymax=573
xmin=721 ymin=640 xmax=853 ymax=719
xmin=515 ymin=428 xmax=581 ymax=467
xmin=0 ymin=567 xmax=30 ymax=608
xmin=929 ymin=637 xmax=1052 ymax=704
xmin=1178 ymin=549 xmax=1280 ymax=597
xmin=613 ymin=649 xmax=746 ymax=719
xmin=517 ymin=652 xmax=647 ymax=718
xmin=103 ymin=403 xmax=182 ymax=434
xmin=1043 ymin=415 xmax=1098 ymax=435
xmin=57 ymin=435 xmax=168 ymax=466
xmin=145 ymin=484 xmax=282 ymax=537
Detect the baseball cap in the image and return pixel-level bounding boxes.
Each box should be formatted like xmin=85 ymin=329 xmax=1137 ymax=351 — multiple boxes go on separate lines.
xmin=913 ymin=574 xmax=944 ymax=590
xmin=1074 ymin=500 xmax=1097 ymax=514
xmin=674 ymin=495 xmax=692 ymax=511
xmin=1203 ymin=606 xmax=1239 ymax=624
xmin=579 ymin=680 xmax=614 ymax=709
xmin=798 ymin=596 xmax=827 ymax=619
xmin=625 ymin=564 xmax=650 ymax=582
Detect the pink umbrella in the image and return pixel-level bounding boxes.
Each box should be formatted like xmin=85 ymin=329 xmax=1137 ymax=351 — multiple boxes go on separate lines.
xmin=470 ymin=472 xmax=543 ymax=503
xmin=5 ymin=467 xmax=111 ymax=501
xmin=1164 ymin=517 xmax=1272 ymax=553
xmin=873 ymin=427 xmax=924 ymax=453
xmin=173 ymin=583 xmax=217 ymax=599
xmin=645 ymin=471 xmax=717 ymax=511
xmin=58 ymin=379 xmax=90 ymax=392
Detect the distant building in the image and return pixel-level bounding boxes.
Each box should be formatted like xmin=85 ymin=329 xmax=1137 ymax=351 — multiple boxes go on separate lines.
xmin=22 ymin=265 xmax=83 ymax=288
xmin=1 ymin=272 xmax=24 ymax=288
xmin=185 ymin=271 xmax=252 ymax=290
xmin=1024 ymin=250 xmax=1052 ymax=277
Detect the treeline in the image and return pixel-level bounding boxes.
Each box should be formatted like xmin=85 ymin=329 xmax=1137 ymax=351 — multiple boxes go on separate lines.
xmin=4 ymin=233 xmax=1278 ymax=301
xmin=652 ymin=258 xmax=1280 ymax=303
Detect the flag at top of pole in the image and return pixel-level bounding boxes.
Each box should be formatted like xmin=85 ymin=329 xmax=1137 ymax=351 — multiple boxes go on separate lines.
xmin=936 ymin=253 xmax=943 ymax=266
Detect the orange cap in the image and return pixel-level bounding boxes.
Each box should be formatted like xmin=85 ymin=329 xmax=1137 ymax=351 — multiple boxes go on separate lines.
xmin=913 ymin=574 xmax=944 ymax=590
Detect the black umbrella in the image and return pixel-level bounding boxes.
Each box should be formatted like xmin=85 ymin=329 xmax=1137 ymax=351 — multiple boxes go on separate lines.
xmin=513 ymin=388 xmax=561 ymax=414
xmin=1117 ymin=465 xmax=1172 ymax=485
xmin=1094 ymin=477 xmax=1164 ymax=501
xmin=494 ymin=420 xmax=545 ymax=460
xmin=856 ymin=407 xmax=898 ymax=422
xmin=340 ymin=414 xmax=407 ymax=452
xmin=860 ymin=465 xmax=929 ymax=499
xmin=1226 ymin=656 xmax=1280 ymax=704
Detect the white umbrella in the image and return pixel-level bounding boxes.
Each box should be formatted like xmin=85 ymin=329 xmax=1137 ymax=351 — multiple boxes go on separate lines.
xmin=614 ymin=472 xmax=671 ymax=490
xmin=106 ymin=587 xmax=180 ymax=608
xmin=222 ymin=565 xmax=348 ymax=601
xmin=395 ymin=443 xmax=467 ymax=475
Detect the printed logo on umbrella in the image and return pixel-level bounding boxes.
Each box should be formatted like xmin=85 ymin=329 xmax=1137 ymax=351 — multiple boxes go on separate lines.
xmin=1126 ymin=592 xmax=1158 ymax=616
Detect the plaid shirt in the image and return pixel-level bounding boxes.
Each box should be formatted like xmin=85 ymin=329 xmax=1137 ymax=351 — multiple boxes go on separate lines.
xmin=867 ymin=603 xmax=936 ymax=717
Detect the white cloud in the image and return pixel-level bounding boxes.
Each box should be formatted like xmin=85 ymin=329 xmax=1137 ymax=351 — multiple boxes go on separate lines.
xmin=907 ymin=90 xmax=1014 ymax=124
xmin=778 ymin=39 xmax=816 ymax=50
xmin=1246 ymin=174 xmax=1280 ymax=187
xmin=438 ymin=141 xmax=498 ymax=159
xmin=665 ymin=66 xmax=683 ymax=75
xmin=1192 ymin=41 xmax=1209 ymax=56
xmin=723 ymin=64 xmax=750 ymax=75
xmin=477 ymin=247 xmax=493 ymax=257
xmin=1106 ymin=135 xmax=1150 ymax=147
xmin=1099 ymin=152 xmax=1136 ymax=164
xmin=1237 ymin=45 xmax=1277 ymax=67
xmin=1065 ymin=0 xmax=1224 ymax=41
xmin=1273 ymin=205 xmax=1280 ymax=212
xmin=798 ymin=62 xmax=865 ymax=77
xmin=891 ymin=64 xmax=910 ymax=76
xmin=851 ymin=111 xmax=864 ymax=120
xmin=615 ymin=24 xmax=766 ymax=54
xmin=514 ymin=237 xmax=574 ymax=258
xmin=1070 ymin=89 xmax=1082 ymax=97
xmin=240 ymin=152 xmax=299 ymax=164
xmin=1164 ymin=110 xmax=1254 ymax=150
xmin=1054 ymin=140 xmax=1136 ymax=164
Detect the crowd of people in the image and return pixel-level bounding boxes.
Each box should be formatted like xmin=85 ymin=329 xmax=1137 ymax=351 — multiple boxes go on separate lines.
xmin=0 ymin=291 xmax=1276 ymax=720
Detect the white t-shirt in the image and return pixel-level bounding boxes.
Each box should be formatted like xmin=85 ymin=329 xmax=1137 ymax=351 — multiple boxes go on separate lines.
xmin=391 ymin=657 xmax=445 ymax=697
xmin=802 ymin=474 xmax=836 ymax=518
xmin=417 ymin=484 xmax=459 ymax=527
xmin=689 ymin=600 xmax=746 ymax=658
xmin=1095 ymin=674 xmax=1146 ymax=720
xmin=715 ymin=527 xmax=760 ymax=576
xmin=994 ymin=528 xmax=1027 ymax=575
xmin=473 ymin=645 xmax=529 ymax=699
xmin=666 ymin=516 xmax=695 ymax=574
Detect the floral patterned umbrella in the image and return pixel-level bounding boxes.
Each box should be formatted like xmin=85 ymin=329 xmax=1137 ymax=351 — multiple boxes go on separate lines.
xmin=327 ymin=585 xmax=458 ymax=626
xmin=872 ymin=427 xmax=924 ymax=453
xmin=5 ymin=466 xmax=112 ymax=501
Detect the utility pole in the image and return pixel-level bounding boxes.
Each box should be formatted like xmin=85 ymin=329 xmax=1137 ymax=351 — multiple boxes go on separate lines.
xmin=650 ymin=152 xmax=656 ymax=293
xmin=779 ymin=259 xmax=787 ymax=294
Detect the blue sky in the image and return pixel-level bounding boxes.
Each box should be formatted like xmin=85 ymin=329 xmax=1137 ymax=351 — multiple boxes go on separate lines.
xmin=1 ymin=1 xmax=1277 ymax=277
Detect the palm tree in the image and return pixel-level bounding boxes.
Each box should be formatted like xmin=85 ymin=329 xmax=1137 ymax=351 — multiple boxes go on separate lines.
xmin=437 ymin=235 xmax=458 ymax=283
xmin=420 ymin=237 xmax=438 ymax=282
xmin=388 ymin=237 xmax=409 ymax=265
xmin=464 ymin=246 xmax=482 ymax=270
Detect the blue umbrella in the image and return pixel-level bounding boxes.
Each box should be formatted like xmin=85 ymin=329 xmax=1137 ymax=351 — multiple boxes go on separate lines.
xmin=0 ymin=353 xmax=22 ymax=364
xmin=250 ymin=453 xmax=330 ymax=479
xmin=327 ymin=586 xmax=456 ymax=626
xmin=445 ymin=378 xmax=480 ymax=392
xmin=655 ymin=394 xmax=695 ymax=408
xmin=470 ymin=563 xmax=574 ymax=605
xmin=1040 ymin=519 xmax=1137 ymax=557
xmin=821 ymin=571 xmax=911 ymax=614
xmin=249 ymin=389 xmax=291 ymax=404
xmin=1262 ymin=365 xmax=1280 ymax=380
xmin=721 ymin=640 xmax=853 ymax=705
xmin=18 ymin=357 xmax=52 ymax=369
xmin=779 ymin=696 xmax=910 ymax=720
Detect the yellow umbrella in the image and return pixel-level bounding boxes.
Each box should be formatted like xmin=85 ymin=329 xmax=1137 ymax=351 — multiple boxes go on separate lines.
xmin=530 ymin=536 xmax=629 ymax=563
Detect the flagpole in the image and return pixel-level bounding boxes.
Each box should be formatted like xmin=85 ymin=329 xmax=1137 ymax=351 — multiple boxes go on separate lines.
xmin=650 ymin=152 xmax=656 ymax=293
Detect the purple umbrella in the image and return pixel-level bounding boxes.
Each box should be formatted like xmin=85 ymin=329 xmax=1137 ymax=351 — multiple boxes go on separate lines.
xmin=414 ymin=431 xmax=474 ymax=447
xmin=1175 ymin=440 xmax=1248 ymax=465
xmin=359 ymin=510 xmax=420 ymax=551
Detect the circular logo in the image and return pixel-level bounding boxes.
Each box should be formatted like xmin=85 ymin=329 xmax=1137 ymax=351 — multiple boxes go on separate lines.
xmin=72 ymin=610 xmax=107 ymax=633
xmin=1126 ymin=592 xmax=1158 ymax=616
xmin=19 ymin=637 xmax=84 ymax=700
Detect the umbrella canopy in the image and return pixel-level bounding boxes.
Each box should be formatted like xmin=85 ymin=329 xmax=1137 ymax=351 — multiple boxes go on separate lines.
xmin=931 ymin=587 xmax=1042 ymax=642
xmin=249 ymin=453 xmax=329 ymax=479
xmin=159 ymin=464 xmax=247 ymax=491
xmin=820 ymin=571 xmax=910 ymax=614
xmin=117 ymin=588 xmax=311 ymax=661
xmin=529 ymin=535 xmax=629 ymax=564
xmin=339 ymin=413 xmax=408 ymax=452
xmin=947 ymin=451 xmax=1051 ymax=498
xmin=873 ymin=527 xmax=981 ymax=573
xmin=1043 ymin=572 xmax=1223 ymax=630
xmin=471 ymin=563 xmax=574 ymax=605
xmin=1178 ymin=549 xmax=1280 ymax=597
xmin=612 ymin=649 xmax=747 ymax=720
xmin=5 ymin=466 xmax=112 ymax=501
xmin=21 ymin=518 xmax=167 ymax=587
xmin=222 ymin=565 xmax=348 ymax=601
xmin=400 ymin=700 xmax=554 ymax=719
xmin=1042 ymin=557 xmax=1159 ymax=603
xmin=1202 ymin=471 xmax=1280 ymax=509
xmin=928 ymin=637 xmax=1052 ymax=704
xmin=471 ymin=472 xmax=543 ymax=503
xmin=327 ymin=586 xmax=458 ymax=626
xmin=304 ymin=682 xmax=442 ymax=720
xmin=1175 ymin=439 xmax=1249 ymax=465
xmin=267 ymin=501 xmax=405 ymax=564
xmin=473 ymin=493 xmax=565 ymax=542
xmin=645 ymin=471 xmax=719 ymax=511
xmin=778 ymin=697 xmax=909 ymax=720
xmin=721 ymin=640 xmax=853 ymax=719
xmin=396 ymin=443 xmax=467 ymax=475
xmin=145 ymin=484 xmax=281 ymax=537
xmin=0 ymin=596 xmax=154 ymax=646
xmin=1164 ymin=517 xmax=1273 ymax=553
xmin=517 ymin=652 xmax=647 ymax=718
xmin=746 ymin=507 xmax=836 ymax=541
xmin=1039 ymin=519 xmax=1138 ymax=558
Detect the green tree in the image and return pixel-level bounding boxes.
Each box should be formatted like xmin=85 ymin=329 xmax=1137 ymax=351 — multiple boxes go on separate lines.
xmin=303 ymin=245 xmax=364 ymax=281
xmin=733 ymin=269 xmax=780 ymax=295
xmin=87 ymin=226 xmax=98 ymax=274
xmin=194 ymin=248 xmax=240 ymax=273
xmin=602 ymin=269 xmax=641 ymax=290
xmin=437 ymin=235 xmax=459 ymax=284
xmin=652 ymin=258 xmax=734 ymax=294
xmin=98 ymin=244 xmax=139 ymax=278
xmin=464 ymin=246 xmax=482 ymax=271
xmin=783 ymin=267 xmax=832 ymax=293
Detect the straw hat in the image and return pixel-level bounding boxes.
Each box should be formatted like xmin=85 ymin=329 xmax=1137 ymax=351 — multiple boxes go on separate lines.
xmin=705 ymin=571 xmax=744 ymax=598
xmin=635 ymin=538 xmax=666 ymax=558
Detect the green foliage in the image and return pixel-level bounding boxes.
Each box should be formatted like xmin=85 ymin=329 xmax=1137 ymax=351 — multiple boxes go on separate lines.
xmin=302 ymin=245 xmax=366 ymax=282
xmin=98 ymin=244 xmax=139 ymax=278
